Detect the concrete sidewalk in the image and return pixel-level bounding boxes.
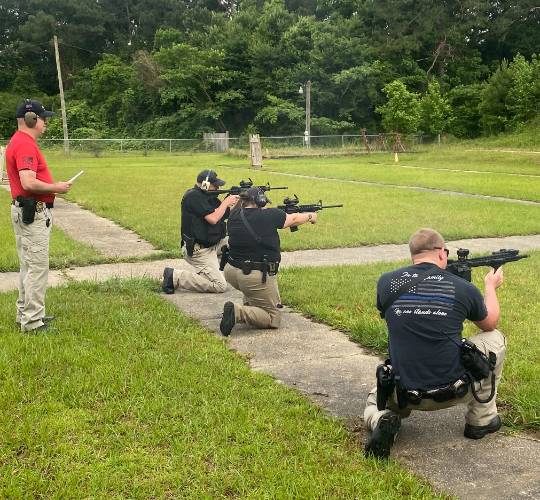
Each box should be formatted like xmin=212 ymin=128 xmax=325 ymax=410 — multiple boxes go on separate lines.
xmin=164 ymin=288 xmax=540 ymax=500
xmin=2 ymin=232 xmax=540 ymax=293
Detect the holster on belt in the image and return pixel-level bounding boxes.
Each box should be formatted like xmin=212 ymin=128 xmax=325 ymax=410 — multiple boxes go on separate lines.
xmin=16 ymin=195 xmax=37 ymax=224
xmin=376 ymin=359 xmax=395 ymax=411
xmin=219 ymin=245 xmax=230 ymax=271
xmin=182 ymin=234 xmax=195 ymax=257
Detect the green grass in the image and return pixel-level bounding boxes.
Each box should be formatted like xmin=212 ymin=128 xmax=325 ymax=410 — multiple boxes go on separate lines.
xmin=0 ymin=280 xmax=442 ymax=498
xmin=279 ymin=252 xmax=540 ymax=430
xmin=34 ymin=152 xmax=540 ymax=253
xmin=258 ymin=147 xmax=540 ymax=202
xmin=465 ymin=119 xmax=540 ymax=150
xmin=0 ymin=189 xmax=105 ymax=272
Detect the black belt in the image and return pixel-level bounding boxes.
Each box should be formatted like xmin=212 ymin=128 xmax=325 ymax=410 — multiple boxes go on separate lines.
xmin=12 ymin=200 xmax=54 ymax=209
xmin=227 ymin=256 xmax=279 ymax=283
xmin=406 ymin=377 xmax=469 ymax=405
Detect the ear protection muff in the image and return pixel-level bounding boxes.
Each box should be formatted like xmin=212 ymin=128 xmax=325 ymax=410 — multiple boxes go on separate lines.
xmin=23 ymin=99 xmax=38 ymax=128
xmin=254 ymin=188 xmax=269 ymax=208
xmin=200 ymin=172 xmax=211 ymax=191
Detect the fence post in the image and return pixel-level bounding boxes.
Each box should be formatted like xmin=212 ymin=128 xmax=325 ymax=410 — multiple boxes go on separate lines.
xmin=249 ymin=134 xmax=263 ymax=169
xmin=169 ymin=139 xmax=172 ymax=153
xmin=120 ymin=139 xmax=123 ymax=153
xmin=341 ymin=135 xmax=344 ymax=148
xmin=0 ymin=146 xmax=7 ymax=184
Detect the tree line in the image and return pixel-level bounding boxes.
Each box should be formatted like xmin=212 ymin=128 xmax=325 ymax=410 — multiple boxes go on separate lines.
xmin=0 ymin=0 xmax=539 ymax=139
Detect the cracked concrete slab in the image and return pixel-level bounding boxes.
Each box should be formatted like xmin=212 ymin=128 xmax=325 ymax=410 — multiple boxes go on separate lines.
xmin=163 ymin=288 xmax=540 ymax=500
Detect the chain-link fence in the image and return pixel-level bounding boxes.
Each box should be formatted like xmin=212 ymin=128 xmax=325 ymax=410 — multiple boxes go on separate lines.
xmin=1 ymin=133 xmax=435 ymax=157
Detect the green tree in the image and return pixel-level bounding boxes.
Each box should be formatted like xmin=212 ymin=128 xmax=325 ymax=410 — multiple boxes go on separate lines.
xmin=506 ymin=54 xmax=534 ymax=126
xmin=447 ymin=84 xmax=483 ymax=138
xmin=419 ymin=80 xmax=452 ymax=136
xmin=376 ymin=80 xmax=420 ymax=133
xmin=479 ymin=60 xmax=513 ymax=134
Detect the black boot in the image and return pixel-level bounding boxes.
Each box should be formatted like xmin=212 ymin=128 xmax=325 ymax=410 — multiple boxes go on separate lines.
xmin=364 ymin=413 xmax=401 ymax=459
xmin=464 ymin=415 xmax=502 ymax=440
xmin=162 ymin=267 xmax=175 ymax=294
xmin=220 ymin=302 xmax=235 ymax=337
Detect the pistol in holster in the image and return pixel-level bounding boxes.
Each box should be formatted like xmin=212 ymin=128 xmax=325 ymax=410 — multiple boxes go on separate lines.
xmin=375 ymin=359 xmax=395 ymax=411
xmin=16 ymin=196 xmax=37 ymax=224
xmin=219 ymin=245 xmax=230 ymax=271
xmin=182 ymin=234 xmax=195 ymax=257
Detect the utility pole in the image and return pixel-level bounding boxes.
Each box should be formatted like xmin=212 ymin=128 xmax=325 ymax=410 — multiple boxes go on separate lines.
xmin=305 ymin=80 xmax=311 ymax=148
xmin=53 ymin=35 xmax=69 ymax=155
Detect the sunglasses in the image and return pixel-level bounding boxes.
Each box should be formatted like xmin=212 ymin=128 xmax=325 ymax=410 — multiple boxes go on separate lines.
xmin=433 ymin=246 xmax=450 ymax=256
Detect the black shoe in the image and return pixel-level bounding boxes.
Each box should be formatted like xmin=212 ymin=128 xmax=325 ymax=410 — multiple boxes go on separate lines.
xmin=25 ymin=324 xmax=57 ymax=334
xmin=220 ymin=302 xmax=235 ymax=337
xmin=16 ymin=315 xmax=55 ymax=327
xmin=162 ymin=267 xmax=175 ymax=294
xmin=364 ymin=413 xmax=401 ymax=459
xmin=464 ymin=415 xmax=502 ymax=440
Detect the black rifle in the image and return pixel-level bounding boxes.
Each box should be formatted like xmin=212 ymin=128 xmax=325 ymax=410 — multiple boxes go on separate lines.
xmin=209 ymin=178 xmax=288 ymax=196
xmin=277 ymin=195 xmax=343 ymax=232
xmin=447 ymin=248 xmax=528 ymax=281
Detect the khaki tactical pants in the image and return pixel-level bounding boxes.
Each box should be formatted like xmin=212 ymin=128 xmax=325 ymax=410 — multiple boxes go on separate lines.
xmin=171 ymin=237 xmax=228 ymax=293
xmin=364 ymin=329 xmax=507 ymax=430
xmin=223 ymin=264 xmax=282 ymax=329
xmin=11 ymin=204 xmax=52 ymax=331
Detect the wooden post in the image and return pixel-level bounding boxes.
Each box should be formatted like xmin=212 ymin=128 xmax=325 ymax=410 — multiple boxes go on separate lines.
xmin=305 ymin=80 xmax=311 ymax=148
xmin=53 ymin=36 xmax=69 ymax=156
xmin=249 ymin=134 xmax=263 ymax=169
xmin=0 ymin=146 xmax=8 ymax=184
xmin=360 ymin=128 xmax=371 ymax=154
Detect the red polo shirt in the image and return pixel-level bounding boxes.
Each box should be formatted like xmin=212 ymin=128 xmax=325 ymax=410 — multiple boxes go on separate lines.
xmin=6 ymin=131 xmax=55 ymax=203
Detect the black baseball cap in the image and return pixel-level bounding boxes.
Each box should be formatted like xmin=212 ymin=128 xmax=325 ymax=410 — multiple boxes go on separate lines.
xmin=196 ymin=169 xmax=226 ymax=187
xmin=15 ymin=99 xmax=55 ymax=119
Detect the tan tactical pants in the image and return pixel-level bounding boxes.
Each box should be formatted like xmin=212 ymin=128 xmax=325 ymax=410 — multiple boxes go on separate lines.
xmin=171 ymin=237 xmax=228 ymax=293
xmin=364 ymin=329 xmax=506 ymax=430
xmin=223 ymin=264 xmax=282 ymax=329
xmin=11 ymin=204 xmax=52 ymax=331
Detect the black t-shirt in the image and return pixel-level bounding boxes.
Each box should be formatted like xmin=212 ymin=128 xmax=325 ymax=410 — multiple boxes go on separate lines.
xmin=227 ymin=207 xmax=287 ymax=262
xmin=181 ymin=187 xmax=227 ymax=246
xmin=377 ymin=262 xmax=487 ymax=390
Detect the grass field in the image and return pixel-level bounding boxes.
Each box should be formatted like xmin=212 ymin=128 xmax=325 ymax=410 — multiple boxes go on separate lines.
xmin=259 ymin=147 xmax=540 ymax=202
xmin=279 ymin=252 xmax=540 ymax=430
xmin=20 ymin=151 xmax=540 ymax=258
xmin=0 ymin=189 xmax=105 ymax=272
xmin=0 ymin=280 xmax=441 ymax=498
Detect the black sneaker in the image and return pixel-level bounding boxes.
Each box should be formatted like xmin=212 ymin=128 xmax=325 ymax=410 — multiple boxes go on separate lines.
xmin=162 ymin=267 xmax=175 ymax=294
xmin=364 ymin=413 xmax=401 ymax=459
xmin=464 ymin=415 xmax=502 ymax=440
xmin=220 ymin=302 xmax=235 ymax=337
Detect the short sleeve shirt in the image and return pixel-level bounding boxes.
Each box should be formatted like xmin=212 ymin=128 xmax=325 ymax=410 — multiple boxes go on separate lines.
xmin=6 ymin=131 xmax=55 ymax=203
xmin=227 ymin=207 xmax=287 ymax=262
xmin=181 ymin=187 xmax=227 ymax=246
xmin=377 ymin=262 xmax=487 ymax=390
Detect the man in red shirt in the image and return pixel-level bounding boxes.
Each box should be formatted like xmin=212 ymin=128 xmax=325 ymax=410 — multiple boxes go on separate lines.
xmin=6 ymin=99 xmax=71 ymax=332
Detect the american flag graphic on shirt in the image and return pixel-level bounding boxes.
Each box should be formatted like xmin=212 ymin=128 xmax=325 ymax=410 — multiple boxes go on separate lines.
xmin=390 ymin=272 xmax=455 ymax=317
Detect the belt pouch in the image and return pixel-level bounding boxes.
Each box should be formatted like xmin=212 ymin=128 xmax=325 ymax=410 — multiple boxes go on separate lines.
xmin=20 ymin=197 xmax=37 ymax=224
xmin=241 ymin=261 xmax=252 ymax=275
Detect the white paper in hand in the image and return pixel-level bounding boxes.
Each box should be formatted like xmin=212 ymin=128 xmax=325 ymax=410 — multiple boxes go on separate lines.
xmin=68 ymin=170 xmax=84 ymax=183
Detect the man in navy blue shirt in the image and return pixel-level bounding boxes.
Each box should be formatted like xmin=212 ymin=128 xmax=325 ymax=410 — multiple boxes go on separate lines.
xmin=364 ymin=228 xmax=506 ymax=459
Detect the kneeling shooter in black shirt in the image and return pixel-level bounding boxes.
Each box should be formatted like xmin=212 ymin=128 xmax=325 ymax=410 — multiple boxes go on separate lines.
xmin=219 ymin=187 xmax=317 ymax=336
xmin=162 ymin=170 xmax=239 ymax=294
xmin=364 ymin=228 xmax=506 ymax=459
